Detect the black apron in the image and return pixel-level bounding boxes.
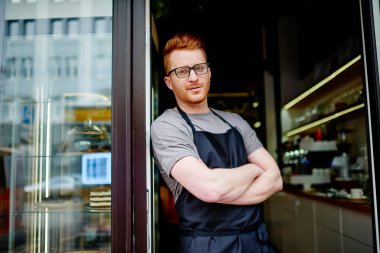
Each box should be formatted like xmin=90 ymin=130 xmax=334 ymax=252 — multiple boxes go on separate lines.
xmin=176 ymin=107 xmax=275 ymax=253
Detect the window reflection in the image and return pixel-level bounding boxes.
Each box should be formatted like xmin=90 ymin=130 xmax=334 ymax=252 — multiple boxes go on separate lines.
xmin=68 ymin=18 xmax=79 ymax=35
xmin=52 ymin=19 xmax=64 ymax=35
xmin=95 ymin=18 xmax=107 ymax=34
xmin=24 ymin=20 xmax=35 ymax=38
xmin=1 ymin=0 xmax=113 ymax=252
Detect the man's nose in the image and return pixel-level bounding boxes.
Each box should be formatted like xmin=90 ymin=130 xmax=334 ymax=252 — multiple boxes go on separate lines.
xmin=188 ymin=69 xmax=199 ymax=81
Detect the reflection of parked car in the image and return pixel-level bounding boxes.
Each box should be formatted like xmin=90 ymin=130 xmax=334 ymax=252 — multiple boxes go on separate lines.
xmin=23 ymin=174 xmax=82 ymax=194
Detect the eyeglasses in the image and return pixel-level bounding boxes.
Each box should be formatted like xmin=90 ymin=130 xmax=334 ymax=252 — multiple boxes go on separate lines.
xmin=167 ymin=63 xmax=210 ymax=78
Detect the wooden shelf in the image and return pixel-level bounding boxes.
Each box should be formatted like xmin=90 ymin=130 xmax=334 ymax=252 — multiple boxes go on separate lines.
xmin=285 ymin=103 xmax=365 ymax=137
xmin=208 ymin=92 xmax=253 ymax=98
xmin=283 ymin=56 xmax=362 ymax=110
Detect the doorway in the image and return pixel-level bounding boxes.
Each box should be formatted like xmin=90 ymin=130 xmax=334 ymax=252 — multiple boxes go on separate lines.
xmin=149 ymin=0 xmax=376 ymax=252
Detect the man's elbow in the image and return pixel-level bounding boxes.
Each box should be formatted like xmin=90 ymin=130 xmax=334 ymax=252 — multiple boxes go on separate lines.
xmin=196 ymin=183 xmax=229 ymax=203
xmin=197 ymin=190 xmax=223 ymax=203
xmin=274 ymin=176 xmax=283 ymax=193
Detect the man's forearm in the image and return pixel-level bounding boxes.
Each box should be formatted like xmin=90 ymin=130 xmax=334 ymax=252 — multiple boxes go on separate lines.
xmin=210 ymin=163 xmax=264 ymax=203
xmin=171 ymin=156 xmax=263 ymax=203
xmin=218 ymin=168 xmax=283 ymax=205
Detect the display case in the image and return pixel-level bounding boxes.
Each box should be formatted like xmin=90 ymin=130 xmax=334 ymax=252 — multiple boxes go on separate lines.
xmin=0 ymin=1 xmax=113 ymax=252
xmin=280 ymin=55 xmax=369 ymax=185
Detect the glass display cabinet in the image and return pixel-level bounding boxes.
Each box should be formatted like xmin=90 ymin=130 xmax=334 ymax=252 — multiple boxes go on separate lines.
xmin=0 ymin=1 xmax=113 ymax=252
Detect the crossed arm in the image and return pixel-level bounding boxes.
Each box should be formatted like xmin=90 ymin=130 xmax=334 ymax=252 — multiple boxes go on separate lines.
xmin=170 ymin=147 xmax=283 ymax=205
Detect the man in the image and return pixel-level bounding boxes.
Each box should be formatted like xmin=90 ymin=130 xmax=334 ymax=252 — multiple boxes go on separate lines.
xmin=151 ymin=33 xmax=283 ymax=253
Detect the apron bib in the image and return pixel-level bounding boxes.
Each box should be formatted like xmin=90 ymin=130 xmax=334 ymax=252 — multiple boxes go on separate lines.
xmin=175 ymin=107 xmax=273 ymax=253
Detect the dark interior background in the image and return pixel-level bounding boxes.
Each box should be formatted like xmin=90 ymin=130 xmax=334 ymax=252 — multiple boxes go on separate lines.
xmin=152 ymin=0 xmax=361 ymax=94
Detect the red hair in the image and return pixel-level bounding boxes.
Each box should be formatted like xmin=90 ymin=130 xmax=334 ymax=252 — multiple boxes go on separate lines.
xmin=163 ymin=33 xmax=207 ymax=73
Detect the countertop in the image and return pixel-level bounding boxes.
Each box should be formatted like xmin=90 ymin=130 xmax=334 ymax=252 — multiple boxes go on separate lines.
xmin=283 ymin=183 xmax=372 ymax=214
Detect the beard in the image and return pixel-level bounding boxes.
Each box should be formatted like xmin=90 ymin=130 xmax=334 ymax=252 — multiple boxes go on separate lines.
xmin=175 ymin=82 xmax=210 ymax=105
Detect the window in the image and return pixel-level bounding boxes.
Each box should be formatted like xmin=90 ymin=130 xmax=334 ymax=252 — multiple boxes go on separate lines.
xmin=68 ymin=18 xmax=79 ymax=35
xmin=24 ymin=20 xmax=35 ymax=38
xmin=8 ymin=21 xmax=19 ymax=37
xmin=51 ymin=19 xmax=64 ymax=35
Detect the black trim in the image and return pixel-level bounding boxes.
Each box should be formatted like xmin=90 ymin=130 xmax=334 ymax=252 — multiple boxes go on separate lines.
xmin=112 ymin=0 xmax=147 ymax=252
xmin=132 ymin=0 xmax=148 ymax=252
xmin=112 ymin=0 xmax=133 ymax=252
xmin=360 ymin=0 xmax=380 ymax=249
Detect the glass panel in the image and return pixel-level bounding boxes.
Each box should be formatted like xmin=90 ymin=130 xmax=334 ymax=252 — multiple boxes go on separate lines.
xmin=0 ymin=0 xmax=113 ymax=252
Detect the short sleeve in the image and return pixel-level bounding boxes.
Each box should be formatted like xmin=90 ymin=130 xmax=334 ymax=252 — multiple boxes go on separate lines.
xmin=150 ymin=114 xmax=200 ymax=176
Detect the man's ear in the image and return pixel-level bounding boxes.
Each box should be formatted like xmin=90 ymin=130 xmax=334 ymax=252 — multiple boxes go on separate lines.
xmin=164 ymin=76 xmax=173 ymax=90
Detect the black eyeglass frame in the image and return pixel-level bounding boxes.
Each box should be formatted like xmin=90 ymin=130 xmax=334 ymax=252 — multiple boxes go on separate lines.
xmin=167 ymin=62 xmax=210 ymax=78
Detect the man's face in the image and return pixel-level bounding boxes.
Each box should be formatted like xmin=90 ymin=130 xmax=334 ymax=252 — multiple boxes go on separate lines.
xmin=164 ymin=49 xmax=211 ymax=107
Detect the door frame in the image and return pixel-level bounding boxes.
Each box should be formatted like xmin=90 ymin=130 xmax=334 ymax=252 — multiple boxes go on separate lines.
xmin=111 ymin=0 xmax=148 ymax=252
xmin=360 ymin=0 xmax=380 ymax=250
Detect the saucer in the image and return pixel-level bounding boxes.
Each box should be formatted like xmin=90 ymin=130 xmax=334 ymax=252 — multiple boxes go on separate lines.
xmin=347 ymin=196 xmax=367 ymax=200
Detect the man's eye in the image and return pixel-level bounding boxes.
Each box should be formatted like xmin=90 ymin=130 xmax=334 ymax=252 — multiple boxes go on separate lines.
xmin=177 ymin=68 xmax=189 ymax=75
xmin=194 ymin=65 xmax=205 ymax=72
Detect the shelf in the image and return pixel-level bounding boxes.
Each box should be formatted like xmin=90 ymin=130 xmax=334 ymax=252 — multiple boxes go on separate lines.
xmin=7 ymin=150 xmax=111 ymax=158
xmin=208 ymin=92 xmax=253 ymax=98
xmin=285 ymin=103 xmax=365 ymax=137
xmin=14 ymin=204 xmax=111 ymax=214
xmin=14 ymin=210 xmax=111 ymax=214
xmin=0 ymin=147 xmax=17 ymax=154
xmin=283 ymin=55 xmax=362 ymax=110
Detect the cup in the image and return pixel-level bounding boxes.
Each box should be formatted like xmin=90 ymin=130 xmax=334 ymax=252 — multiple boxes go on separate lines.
xmin=350 ymin=188 xmax=364 ymax=199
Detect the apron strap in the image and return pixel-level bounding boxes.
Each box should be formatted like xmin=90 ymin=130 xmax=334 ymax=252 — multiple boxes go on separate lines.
xmin=209 ymin=108 xmax=235 ymax=128
xmin=176 ymin=106 xmax=197 ymax=134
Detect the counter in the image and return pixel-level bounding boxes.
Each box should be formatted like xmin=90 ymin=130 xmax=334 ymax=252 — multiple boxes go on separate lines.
xmin=283 ymin=183 xmax=372 ymax=214
xmin=264 ymin=184 xmax=374 ymax=253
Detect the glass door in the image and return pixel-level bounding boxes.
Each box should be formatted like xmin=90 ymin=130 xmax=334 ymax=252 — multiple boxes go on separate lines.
xmin=0 ymin=0 xmax=113 ymax=252
xmin=361 ymin=0 xmax=380 ymax=250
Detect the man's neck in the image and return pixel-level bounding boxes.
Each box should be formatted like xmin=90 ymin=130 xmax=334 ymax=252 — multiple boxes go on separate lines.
xmin=177 ymin=101 xmax=209 ymax=114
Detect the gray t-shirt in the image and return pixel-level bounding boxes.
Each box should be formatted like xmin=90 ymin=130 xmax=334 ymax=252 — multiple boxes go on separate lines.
xmin=150 ymin=107 xmax=263 ymax=201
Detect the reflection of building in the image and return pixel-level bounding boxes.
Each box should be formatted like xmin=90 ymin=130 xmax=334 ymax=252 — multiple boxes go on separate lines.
xmin=4 ymin=15 xmax=113 ymax=98
xmin=1 ymin=1 xmax=113 ymax=252
xmin=2 ymin=0 xmax=113 ymax=148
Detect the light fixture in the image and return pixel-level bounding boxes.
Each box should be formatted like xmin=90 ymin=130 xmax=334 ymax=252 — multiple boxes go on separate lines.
xmin=283 ymin=55 xmax=361 ymax=110
xmin=252 ymin=101 xmax=259 ymax=108
xmin=253 ymin=121 xmax=262 ymax=128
